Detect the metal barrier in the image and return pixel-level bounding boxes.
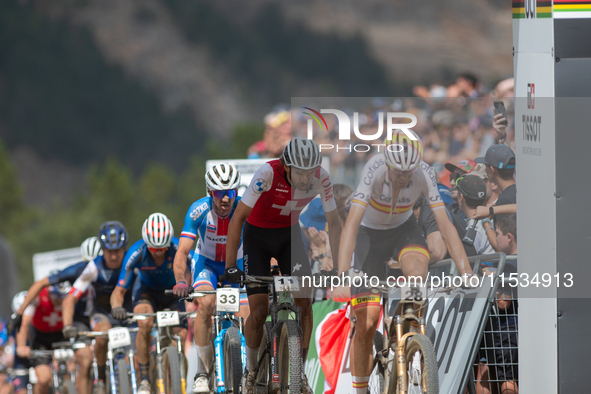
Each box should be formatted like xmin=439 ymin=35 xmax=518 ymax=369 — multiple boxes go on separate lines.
xmin=463 ymin=255 xmax=518 ymax=394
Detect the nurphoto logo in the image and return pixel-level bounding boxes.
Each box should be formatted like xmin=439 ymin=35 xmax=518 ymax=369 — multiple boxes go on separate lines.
xmin=303 ymin=107 xmax=418 ymax=153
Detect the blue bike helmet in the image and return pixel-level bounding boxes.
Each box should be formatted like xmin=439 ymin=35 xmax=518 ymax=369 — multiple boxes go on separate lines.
xmin=98 ymin=221 xmax=129 ymax=250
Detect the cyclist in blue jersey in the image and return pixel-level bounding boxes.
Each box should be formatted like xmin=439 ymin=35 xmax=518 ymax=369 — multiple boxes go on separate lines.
xmin=62 ymin=222 xmax=131 ymax=394
xmin=6 ymin=236 xmax=101 ymax=335
xmin=111 ymin=213 xmax=193 ymax=394
xmin=172 ymin=163 xmax=249 ymax=393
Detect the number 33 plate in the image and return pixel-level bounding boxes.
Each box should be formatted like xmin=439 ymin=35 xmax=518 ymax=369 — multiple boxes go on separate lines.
xmin=216 ymin=288 xmax=240 ymax=312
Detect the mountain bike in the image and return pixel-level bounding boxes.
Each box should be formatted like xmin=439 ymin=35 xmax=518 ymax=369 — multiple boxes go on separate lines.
xmin=29 ymin=342 xmax=78 ymax=394
xmin=370 ymin=281 xmax=439 ymax=394
xmin=77 ymin=327 xmax=140 ymax=394
xmin=242 ymin=274 xmax=304 ymax=394
xmin=126 ymin=310 xmax=192 ymax=394
xmin=167 ymin=287 xmax=247 ymax=394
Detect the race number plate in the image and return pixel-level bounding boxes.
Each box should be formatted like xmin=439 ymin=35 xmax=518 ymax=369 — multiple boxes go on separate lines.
xmin=108 ymin=327 xmax=131 ymax=348
xmin=273 ymin=276 xmax=300 ymax=292
xmin=157 ymin=311 xmax=180 ymax=327
xmin=53 ymin=349 xmax=74 ymax=361
xmin=399 ymin=282 xmax=428 ymax=304
xmin=216 ymin=288 xmax=240 ymax=313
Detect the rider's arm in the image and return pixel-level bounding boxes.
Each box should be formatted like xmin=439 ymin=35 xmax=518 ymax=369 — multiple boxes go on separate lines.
xmin=63 ymin=261 xmax=99 ymax=326
xmin=226 ymin=201 xmax=252 ymax=269
xmin=337 ymin=204 xmax=365 ymax=275
xmin=16 ymin=309 xmax=33 ymax=349
xmin=432 ymin=208 xmax=473 ymax=275
xmin=110 ymin=286 xmax=127 ymax=309
xmin=174 ymin=237 xmax=194 ymax=284
xmin=324 ymin=208 xmax=342 ymax=265
xmin=16 ymin=277 xmax=49 ymax=315
xmin=62 ymin=294 xmax=77 ymax=327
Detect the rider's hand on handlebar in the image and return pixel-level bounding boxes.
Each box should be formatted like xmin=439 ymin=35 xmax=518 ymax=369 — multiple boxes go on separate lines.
xmin=62 ymin=325 xmax=78 ymax=340
xmin=225 ymin=267 xmax=244 ymax=284
xmin=172 ymin=281 xmax=190 ymax=298
xmin=16 ymin=346 xmax=30 ymax=358
xmin=111 ymin=307 xmax=127 ymax=320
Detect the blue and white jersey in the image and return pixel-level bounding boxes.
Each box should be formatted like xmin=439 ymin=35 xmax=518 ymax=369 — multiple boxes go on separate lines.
xmin=118 ymin=237 xmax=193 ymax=292
xmin=180 ymin=196 xmax=243 ymax=263
xmin=49 ymin=261 xmax=90 ymax=316
xmin=71 ymin=256 xmax=125 ymax=312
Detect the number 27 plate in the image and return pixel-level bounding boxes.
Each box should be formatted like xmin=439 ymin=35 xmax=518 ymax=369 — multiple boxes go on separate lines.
xmin=157 ymin=311 xmax=180 ymax=327
xmin=216 ymin=288 xmax=240 ymax=313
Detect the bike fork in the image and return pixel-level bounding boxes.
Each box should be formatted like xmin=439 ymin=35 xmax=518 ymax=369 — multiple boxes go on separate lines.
xmin=108 ymin=349 xmax=117 ymax=394
xmin=174 ymin=334 xmax=187 ymax=394
xmin=92 ymin=340 xmax=100 ymax=386
xmin=394 ymin=316 xmax=407 ymax=394
xmin=155 ymin=330 xmax=165 ymax=394
xmin=214 ymin=329 xmax=225 ymax=393
xmin=129 ymin=349 xmax=138 ymax=394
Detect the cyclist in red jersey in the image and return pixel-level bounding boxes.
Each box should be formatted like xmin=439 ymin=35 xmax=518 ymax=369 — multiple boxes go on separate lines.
xmin=224 ymin=137 xmax=342 ymax=394
xmin=16 ymin=285 xmax=70 ymax=394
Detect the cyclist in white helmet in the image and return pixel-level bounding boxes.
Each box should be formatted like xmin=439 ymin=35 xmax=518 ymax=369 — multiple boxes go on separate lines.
xmin=172 ymin=163 xmax=250 ymax=393
xmin=338 ymin=130 xmax=473 ymax=394
xmin=111 ymin=213 xmax=193 ymax=394
xmin=225 ymin=137 xmax=342 ymax=394
xmin=80 ymin=236 xmax=103 ymax=262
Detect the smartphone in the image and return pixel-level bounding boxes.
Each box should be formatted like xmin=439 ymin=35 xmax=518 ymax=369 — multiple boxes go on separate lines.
xmin=493 ymin=101 xmax=509 ymax=126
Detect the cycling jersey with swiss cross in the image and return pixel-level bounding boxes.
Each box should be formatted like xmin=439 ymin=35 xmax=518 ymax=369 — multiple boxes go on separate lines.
xmin=29 ymin=287 xmax=63 ymax=333
xmin=241 ymin=159 xmax=337 ymax=228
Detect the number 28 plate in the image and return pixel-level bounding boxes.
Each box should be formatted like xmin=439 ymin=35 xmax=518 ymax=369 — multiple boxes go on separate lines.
xmin=216 ymin=288 xmax=240 ymax=313
xmin=399 ymin=283 xmax=428 ymax=305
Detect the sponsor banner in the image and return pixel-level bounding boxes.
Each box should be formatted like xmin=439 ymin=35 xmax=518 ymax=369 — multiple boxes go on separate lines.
xmin=33 ymin=247 xmax=83 ymax=281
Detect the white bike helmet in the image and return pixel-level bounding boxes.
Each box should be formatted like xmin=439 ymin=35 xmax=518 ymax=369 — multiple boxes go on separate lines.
xmin=205 ymin=164 xmax=241 ymax=191
xmin=12 ymin=291 xmax=27 ymax=313
xmin=283 ymin=137 xmax=322 ymax=170
xmin=80 ymin=236 xmax=102 ymax=262
xmin=384 ymin=130 xmax=423 ymax=171
xmin=142 ymin=213 xmax=174 ymax=248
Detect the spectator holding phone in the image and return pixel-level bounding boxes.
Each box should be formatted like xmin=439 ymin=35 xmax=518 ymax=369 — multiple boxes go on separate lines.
xmin=472 ymin=145 xmax=517 ymax=221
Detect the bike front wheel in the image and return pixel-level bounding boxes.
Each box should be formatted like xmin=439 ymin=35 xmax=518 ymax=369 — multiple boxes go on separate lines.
xmin=224 ymin=327 xmax=243 ymax=394
xmin=278 ymin=320 xmax=303 ymax=394
xmin=391 ymin=334 xmax=439 ymax=394
xmin=61 ymin=380 xmax=78 ymax=394
xmin=162 ymin=346 xmax=183 ymax=394
xmin=117 ymin=358 xmax=131 ymax=394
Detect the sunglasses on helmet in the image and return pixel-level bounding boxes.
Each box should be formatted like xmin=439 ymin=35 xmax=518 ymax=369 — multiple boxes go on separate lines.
xmin=212 ymin=189 xmax=238 ymax=199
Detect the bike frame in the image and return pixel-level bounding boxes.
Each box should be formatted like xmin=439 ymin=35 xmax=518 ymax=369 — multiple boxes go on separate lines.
xmin=246 ymin=275 xmax=302 ymax=394
xmin=212 ymin=313 xmax=246 ymax=393
xmin=128 ymin=311 xmax=193 ymax=394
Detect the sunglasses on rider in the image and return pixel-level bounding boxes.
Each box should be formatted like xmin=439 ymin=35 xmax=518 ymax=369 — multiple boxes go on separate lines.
xmin=148 ymin=247 xmax=169 ymax=253
xmin=212 ymin=189 xmax=238 ymax=199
